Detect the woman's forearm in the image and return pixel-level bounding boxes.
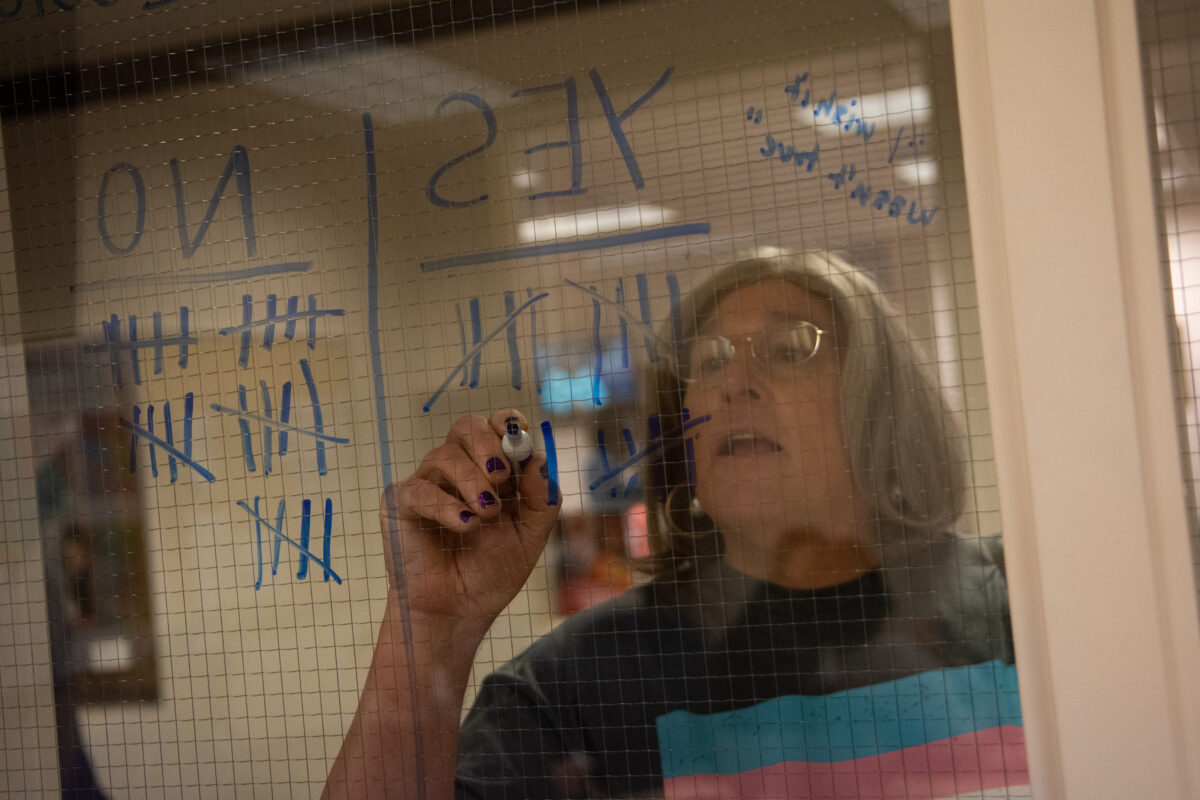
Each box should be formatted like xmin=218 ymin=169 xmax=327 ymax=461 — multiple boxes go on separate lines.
xmin=323 ymin=604 xmax=485 ymax=800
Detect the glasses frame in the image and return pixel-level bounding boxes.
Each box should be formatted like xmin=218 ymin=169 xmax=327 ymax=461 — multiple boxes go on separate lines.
xmin=674 ymin=321 xmax=825 ymax=385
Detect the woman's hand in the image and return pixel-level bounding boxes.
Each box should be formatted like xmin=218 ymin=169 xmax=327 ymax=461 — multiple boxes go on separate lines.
xmin=379 ymin=409 xmax=560 ymax=634
xmin=327 ymin=410 xmax=557 ymax=800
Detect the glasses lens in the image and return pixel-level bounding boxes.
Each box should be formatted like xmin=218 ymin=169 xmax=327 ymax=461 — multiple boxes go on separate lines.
xmin=677 ymin=324 xmax=819 ymax=383
xmin=762 ymin=323 xmax=820 ymax=367
xmin=685 ymin=335 xmax=733 ymax=382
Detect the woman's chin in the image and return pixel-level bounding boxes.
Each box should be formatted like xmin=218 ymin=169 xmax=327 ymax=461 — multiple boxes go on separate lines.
xmin=706 ymin=497 xmax=796 ymax=536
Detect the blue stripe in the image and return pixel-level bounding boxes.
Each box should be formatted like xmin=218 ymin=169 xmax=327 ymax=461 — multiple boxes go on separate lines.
xmin=656 ymin=660 xmax=1022 ymax=779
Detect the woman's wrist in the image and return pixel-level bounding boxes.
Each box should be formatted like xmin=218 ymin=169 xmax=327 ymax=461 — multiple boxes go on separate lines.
xmin=377 ymin=600 xmax=490 ymax=681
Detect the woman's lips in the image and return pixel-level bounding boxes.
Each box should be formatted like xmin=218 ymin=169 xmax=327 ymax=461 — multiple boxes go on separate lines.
xmin=717 ymin=432 xmax=783 ymax=456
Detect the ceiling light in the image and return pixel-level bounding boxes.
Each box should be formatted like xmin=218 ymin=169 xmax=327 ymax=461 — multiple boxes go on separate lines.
xmin=517 ymin=205 xmax=678 ymax=243
xmin=892 ymin=158 xmax=939 ymax=185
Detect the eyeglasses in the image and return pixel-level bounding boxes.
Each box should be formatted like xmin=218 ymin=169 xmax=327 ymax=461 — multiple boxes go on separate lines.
xmin=677 ymin=322 xmax=824 ymax=383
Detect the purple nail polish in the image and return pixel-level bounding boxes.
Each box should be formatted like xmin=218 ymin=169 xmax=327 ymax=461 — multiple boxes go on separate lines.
xmin=485 ymin=457 xmax=506 ymax=473
xmin=459 ymin=510 xmax=476 ymax=523
xmin=479 ymin=491 xmax=497 ymax=508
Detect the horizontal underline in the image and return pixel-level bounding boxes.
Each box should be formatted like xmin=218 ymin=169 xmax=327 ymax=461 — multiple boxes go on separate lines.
xmin=71 ymin=261 xmax=312 ymax=291
xmin=419 ymin=222 xmax=712 ymax=272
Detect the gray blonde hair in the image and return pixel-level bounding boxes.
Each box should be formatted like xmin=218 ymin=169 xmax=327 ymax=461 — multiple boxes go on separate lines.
xmin=641 ymin=253 xmax=966 ymax=578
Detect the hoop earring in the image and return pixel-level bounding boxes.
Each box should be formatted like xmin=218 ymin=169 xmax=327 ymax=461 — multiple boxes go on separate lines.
xmin=664 ymin=486 xmax=710 ymax=534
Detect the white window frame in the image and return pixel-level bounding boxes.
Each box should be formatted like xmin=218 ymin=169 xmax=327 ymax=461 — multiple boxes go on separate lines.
xmin=951 ymin=1 xmax=1200 ymax=796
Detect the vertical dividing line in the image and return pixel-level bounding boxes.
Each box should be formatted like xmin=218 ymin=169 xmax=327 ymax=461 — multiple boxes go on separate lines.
xmin=363 ymin=113 xmax=426 ymax=799
xmin=365 ymin=114 xmax=391 ymax=488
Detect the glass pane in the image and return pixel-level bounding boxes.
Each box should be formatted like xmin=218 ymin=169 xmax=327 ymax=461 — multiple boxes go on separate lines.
xmin=1138 ymin=0 xmax=1200 ymax=617
xmin=0 ymin=1 xmax=1028 ymax=796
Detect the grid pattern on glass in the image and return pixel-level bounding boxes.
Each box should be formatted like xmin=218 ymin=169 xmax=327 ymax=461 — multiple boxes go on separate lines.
xmin=679 ymin=322 xmax=824 ymax=384
xmin=1139 ymin=0 xmax=1200 ymax=613
xmin=0 ymin=1 xmax=1024 ymax=797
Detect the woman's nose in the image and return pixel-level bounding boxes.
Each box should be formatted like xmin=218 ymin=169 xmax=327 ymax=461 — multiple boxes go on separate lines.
xmin=719 ymin=346 xmax=764 ymax=401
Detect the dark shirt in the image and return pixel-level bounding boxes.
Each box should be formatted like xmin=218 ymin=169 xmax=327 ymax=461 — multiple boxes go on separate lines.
xmin=456 ymin=537 xmax=1015 ymax=799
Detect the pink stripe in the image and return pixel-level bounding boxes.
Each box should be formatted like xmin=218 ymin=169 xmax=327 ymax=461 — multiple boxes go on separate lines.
xmin=663 ymin=725 xmax=1028 ymax=800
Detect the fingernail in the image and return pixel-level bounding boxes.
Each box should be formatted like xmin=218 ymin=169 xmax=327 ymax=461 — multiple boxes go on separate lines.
xmin=479 ymin=491 xmax=497 ymax=508
xmin=485 ymin=457 xmax=506 ymax=473
xmin=459 ymin=510 xmax=476 ymax=523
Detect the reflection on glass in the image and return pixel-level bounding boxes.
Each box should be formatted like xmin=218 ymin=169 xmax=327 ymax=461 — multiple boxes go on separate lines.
xmin=1139 ymin=0 xmax=1200 ymax=614
xmin=0 ymin=0 xmax=1026 ymax=796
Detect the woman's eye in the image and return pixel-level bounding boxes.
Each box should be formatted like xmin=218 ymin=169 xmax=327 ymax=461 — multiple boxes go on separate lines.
xmin=770 ymin=345 xmax=804 ymax=365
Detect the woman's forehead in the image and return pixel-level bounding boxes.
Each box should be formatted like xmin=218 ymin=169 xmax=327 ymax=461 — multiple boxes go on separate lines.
xmin=700 ymin=278 xmax=836 ymax=331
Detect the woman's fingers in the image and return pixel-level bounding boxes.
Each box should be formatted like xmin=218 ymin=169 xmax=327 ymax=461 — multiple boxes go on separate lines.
xmin=388 ymin=475 xmax=481 ymax=532
xmin=376 ymin=409 xmax=562 ymax=619
xmin=509 ymin=451 xmax=560 ymax=557
xmin=486 ymin=410 xmax=554 ymax=506
xmin=445 ymin=413 xmax=514 ymax=489
xmin=484 ymin=410 xmax=560 ymax=544
xmin=381 ymin=408 xmax=560 ymax=548
xmin=411 ymin=441 xmax=505 ymax=522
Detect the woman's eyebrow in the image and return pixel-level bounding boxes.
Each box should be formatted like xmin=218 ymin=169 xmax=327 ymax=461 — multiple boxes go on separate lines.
xmin=766 ymin=309 xmax=821 ymax=324
xmin=697 ymin=310 xmax=820 ymax=335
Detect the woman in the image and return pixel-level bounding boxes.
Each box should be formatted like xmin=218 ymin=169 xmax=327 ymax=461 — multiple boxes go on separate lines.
xmin=325 ymin=254 xmax=1021 ymax=800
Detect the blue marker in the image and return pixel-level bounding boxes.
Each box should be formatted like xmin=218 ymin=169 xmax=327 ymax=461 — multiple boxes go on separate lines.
xmin=502 ymin=418 xmax=534 ymax=470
